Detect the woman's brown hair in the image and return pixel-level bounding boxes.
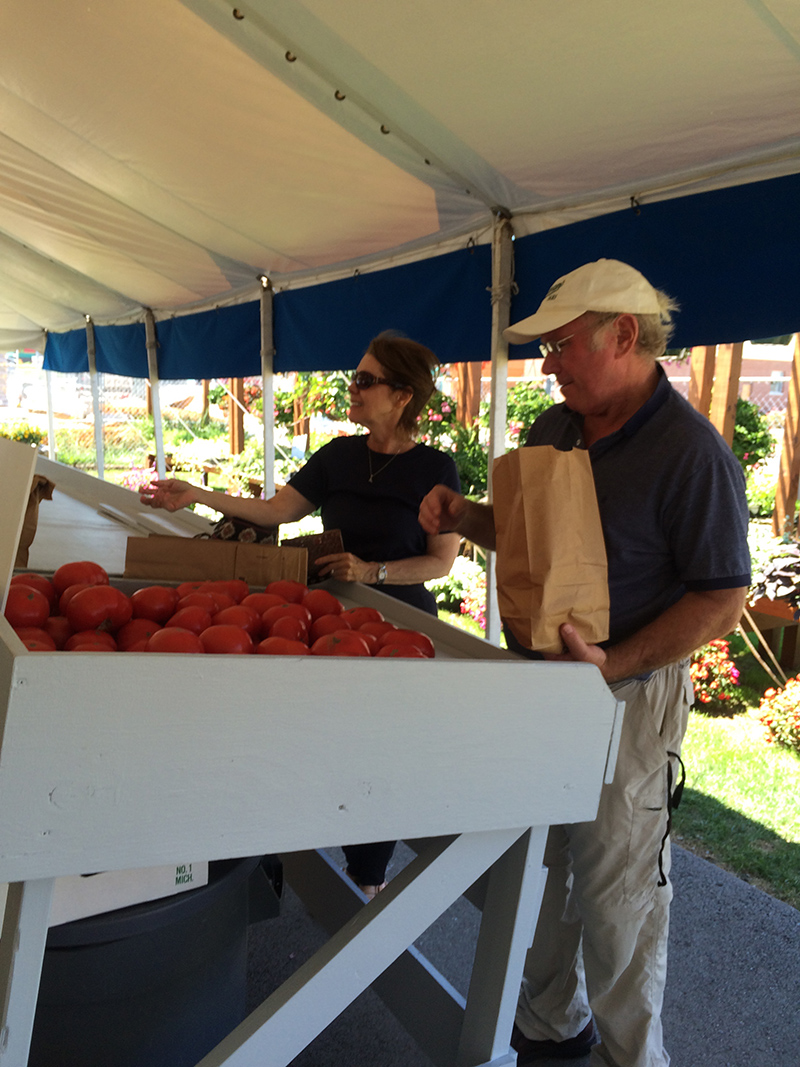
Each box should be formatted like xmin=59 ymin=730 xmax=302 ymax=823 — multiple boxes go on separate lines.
xmin=367 ymin=331 xmax=438 ymax=436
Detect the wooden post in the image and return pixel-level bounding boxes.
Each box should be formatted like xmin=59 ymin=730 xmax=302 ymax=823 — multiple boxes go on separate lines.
xmin=201 ymin=380 xmax=209 ymax=417
xmin=229 ymin=377 xmax=245 ymax=455
xmin=687 ymin=345 xmax=716 ymax=416
xmin=454 ymin=362 xmax=482 ymax=427
xmin=773 ymin=333 xmax=800 ymax=539
xmin=708 ymin=342 xmax=743 ymax=446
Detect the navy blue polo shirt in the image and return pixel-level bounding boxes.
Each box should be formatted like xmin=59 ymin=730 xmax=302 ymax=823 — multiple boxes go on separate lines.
xmin=520 ymin=367 xmax=750 ymax=647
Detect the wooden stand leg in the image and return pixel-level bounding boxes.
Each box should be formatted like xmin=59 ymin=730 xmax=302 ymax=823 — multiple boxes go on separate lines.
xmin=0 ymin=878 xmax=55 ymax=1066
xmin=457 ymin=826 xmax=547 ymax=1067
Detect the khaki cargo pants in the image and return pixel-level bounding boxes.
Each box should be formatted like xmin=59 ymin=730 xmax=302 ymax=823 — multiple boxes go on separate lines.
xmin=516 ymin=659 xmax=694 ymax=1067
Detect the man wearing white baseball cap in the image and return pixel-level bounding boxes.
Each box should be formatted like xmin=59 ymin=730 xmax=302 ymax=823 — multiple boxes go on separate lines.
xmin=420 ymin=259 xmax=750 ymax=1066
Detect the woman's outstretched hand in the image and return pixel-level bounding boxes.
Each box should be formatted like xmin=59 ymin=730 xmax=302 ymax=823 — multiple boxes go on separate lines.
xmin=140 ymin=478 xmax=198 ymax=512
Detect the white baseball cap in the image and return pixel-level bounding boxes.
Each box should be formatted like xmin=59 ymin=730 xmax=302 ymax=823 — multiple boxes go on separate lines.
xmin=503 ymin=259 xmax=662 ymax=345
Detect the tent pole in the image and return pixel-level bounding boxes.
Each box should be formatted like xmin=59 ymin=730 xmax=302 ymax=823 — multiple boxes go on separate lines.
xmin=260 ymin=278 xmax=276 ymax=500
xmin=44 ymin=369 xmax=57 ymax=462
xmin=145 ymin=309 xmax=167 ymax=481
xmin=484 ymin=217 xmax=514 ymax=645
xmin=85 ymin=317 xmax=104 ymax=480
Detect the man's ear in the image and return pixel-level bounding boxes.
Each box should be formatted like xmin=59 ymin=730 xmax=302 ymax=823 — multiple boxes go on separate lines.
xmin=613 ymin=313 xmax=639 ymax=357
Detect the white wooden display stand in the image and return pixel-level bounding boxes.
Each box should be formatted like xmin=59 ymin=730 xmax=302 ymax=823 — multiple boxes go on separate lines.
xmin=0 ymin=441 xmax=623 ymax=1067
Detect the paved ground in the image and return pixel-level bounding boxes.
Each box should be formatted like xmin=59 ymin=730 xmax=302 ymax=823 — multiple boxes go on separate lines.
xmin=247 ymin=844 xmax=800 ymax=1067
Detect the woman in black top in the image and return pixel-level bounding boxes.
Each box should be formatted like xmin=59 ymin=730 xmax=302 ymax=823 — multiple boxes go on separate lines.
xmin=142 ymin=332 xmax=461 ymax=895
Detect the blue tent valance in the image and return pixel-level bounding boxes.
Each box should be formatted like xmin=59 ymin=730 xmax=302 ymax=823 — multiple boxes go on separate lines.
xmin=43 ymin=173 xmax=800 ymax=379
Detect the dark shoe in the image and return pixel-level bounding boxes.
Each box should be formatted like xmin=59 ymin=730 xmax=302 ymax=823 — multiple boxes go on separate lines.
xmin=511 ymin=1021 xmax=596 ymax=1062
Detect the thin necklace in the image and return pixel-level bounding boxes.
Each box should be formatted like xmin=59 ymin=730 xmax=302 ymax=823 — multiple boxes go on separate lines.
xmin=367 ymin=445 xmax=402 ymax=483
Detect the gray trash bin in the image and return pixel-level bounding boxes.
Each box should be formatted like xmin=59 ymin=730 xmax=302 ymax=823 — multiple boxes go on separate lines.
xmin=30 ymin=856 xmax=267 ymax=1067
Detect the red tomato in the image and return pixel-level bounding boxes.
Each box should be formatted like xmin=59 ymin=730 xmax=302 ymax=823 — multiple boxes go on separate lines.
xmin=199 ymin=579 xmax=250 ymax=604
xmin=379 ymin=628 xmax=435 ymax=658
xmin=146 ymin=628 xmax=204 ymax=653
xmin=42 ymin=615 xmax=73 ymax=650
xmin=165 ymin=606 xmax=213 ymax=635
xmin=261 ymin=603 xmax=313 ymax=634
xmin=311 ymin=631 xmax=372 ymax=656
xmin=266 ymin=579 xmax=308 ymax=604
xmin=176 ymin=592 xmax=219 ymax=615
xmin=376 ymin=643 xmax=427 ymax=658
xmin=359 ymin=621 xmax=398 ymax=639
xmin=356 ymin=631 xmax=379 ymax=654
xmin=5 ymin=585 xmax=50 ymax=629
xmin=212 ymin=604 xmax=260 ymax=635
xmin=302 ymin=588 xmax=343 ymax=620
xmin=20 ymin=637 xmax=58 ymax=651
xmin=68 ymin=641 xmax=116 ymax=652
xmin=58 ymin=582 xmax=93 ymax=615
xmin=117 ymin=617 xmax=162 ymax=650
xmin=52 ymin=560 xmax=109 ymax=596
xmin=340 ymin=606 xmax=384 ymax=628
xmin=131 ymin=585 xmax=180 ymax=623
xmin=269 ymin=615 xmax=309 ymax=643
xmin=66 ymin=586 xmax=132 ymax=634
xmin=14 ymin=627 xmax=57 ymax=651
xmin=255 ymin=636 xmax=308 ymax=655
xmin=176 ymin=581 xmax=205 ymax=599
xmin=11 ymin=573 xmax=57 ymax=610
xmin=241 ymin=592 xmax=285 ymax=614
xmin=310 ymin=613 xmax=352 ymax=643
xmin=205 ymin=590 xmax=236 ymax=611
xmin=199 ymin=624 xmax=254 ymax=655
xmin=65 ymin=629 xmax=118 ymax=651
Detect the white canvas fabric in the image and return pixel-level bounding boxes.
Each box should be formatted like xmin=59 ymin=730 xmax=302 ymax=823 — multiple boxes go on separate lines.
xmin=0 ymin=0 xmax=797 ymax=348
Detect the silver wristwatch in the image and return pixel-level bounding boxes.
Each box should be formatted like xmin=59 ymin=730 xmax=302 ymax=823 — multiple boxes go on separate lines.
xmin=376 ymin=563 xmax=387 ymax=586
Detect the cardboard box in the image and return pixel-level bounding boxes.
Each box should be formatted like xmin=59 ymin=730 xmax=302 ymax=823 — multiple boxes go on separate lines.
xmin=124 ymin=534 xmax=308 ymax=586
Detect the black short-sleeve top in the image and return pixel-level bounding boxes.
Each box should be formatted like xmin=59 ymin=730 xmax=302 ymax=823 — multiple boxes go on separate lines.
xmin=288 ymin=435 xmax=461 ymax=614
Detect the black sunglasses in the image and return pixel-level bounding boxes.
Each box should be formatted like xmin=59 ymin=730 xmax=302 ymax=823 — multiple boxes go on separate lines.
xmin=350 ymin=370 xmax=407 ymax=390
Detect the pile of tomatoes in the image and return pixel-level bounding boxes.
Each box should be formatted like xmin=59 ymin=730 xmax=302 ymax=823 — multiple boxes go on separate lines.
xmin=5 ymin=561 xmax=436 ymax=658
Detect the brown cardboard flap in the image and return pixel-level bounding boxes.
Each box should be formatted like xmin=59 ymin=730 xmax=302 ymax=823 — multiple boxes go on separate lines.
xmin=124 ymin=535 xmax=307 ymax=586
xmin=232 ymin=543 xmax=307 ymax=586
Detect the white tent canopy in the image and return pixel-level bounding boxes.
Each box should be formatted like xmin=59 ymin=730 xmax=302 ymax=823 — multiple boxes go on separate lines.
xmin=0 ymin=0 xmax=799 ymax=353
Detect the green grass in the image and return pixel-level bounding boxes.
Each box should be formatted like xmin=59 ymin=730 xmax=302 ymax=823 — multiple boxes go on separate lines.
xmin=674 ymin=709 xmax=800 ymax=909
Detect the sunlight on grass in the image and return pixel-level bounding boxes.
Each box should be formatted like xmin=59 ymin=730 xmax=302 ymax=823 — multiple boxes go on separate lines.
xmin=680 ymin=712 xmax=800 ymax=842
xmin=675 ymin=710 xmax=800 ymax=908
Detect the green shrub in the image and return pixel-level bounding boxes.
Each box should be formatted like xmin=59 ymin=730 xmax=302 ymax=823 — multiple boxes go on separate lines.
xmin=503 ymin=381 xmax=554 ymax=444
xmin=732 ymin=397 xmax=774 ymax=472
xmin=426 ymin=555 xmax=485 ymax=611
xmin=745 ymin=462 xmax=776 ymax=518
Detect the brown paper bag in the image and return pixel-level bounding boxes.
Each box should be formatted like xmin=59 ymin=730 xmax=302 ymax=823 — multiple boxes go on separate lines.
xmin=492 ymin=446 xmax=609 ymax=654
xmin=15 ymin=474 xmax=55 ymax=567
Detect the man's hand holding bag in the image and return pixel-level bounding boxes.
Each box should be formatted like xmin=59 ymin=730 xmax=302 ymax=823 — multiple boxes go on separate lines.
xmin=492 ymin=445 xmax=609 ymax=655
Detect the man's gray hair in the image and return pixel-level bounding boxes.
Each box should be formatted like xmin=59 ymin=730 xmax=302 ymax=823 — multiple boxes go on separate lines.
xmin=590 ymin=289 xmax=680 ymax=359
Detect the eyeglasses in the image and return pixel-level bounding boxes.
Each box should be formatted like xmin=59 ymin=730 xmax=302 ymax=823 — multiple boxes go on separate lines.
xmin=538 ymin=333 xmax=575 ymax=358
xmin=350 ymin=370 xmax=406 ymax=390
xmin=538 ymin=318 xmax=609 ymax=358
